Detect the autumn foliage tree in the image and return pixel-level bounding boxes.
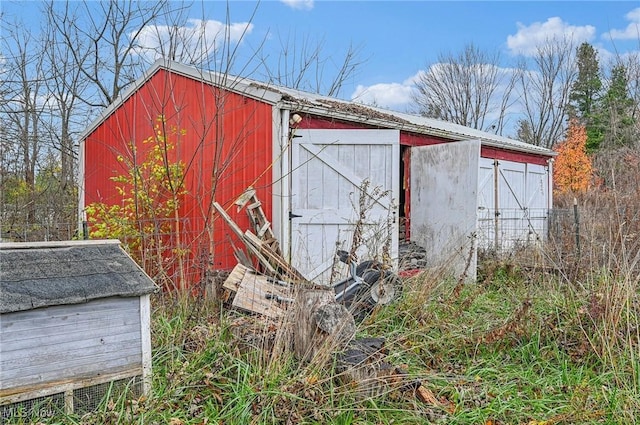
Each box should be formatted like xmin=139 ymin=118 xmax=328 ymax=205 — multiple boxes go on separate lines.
xmin=553 ymin=118 xmax=593 ymax=194
xmin=86 ymin=118 xmax=188 ymax=289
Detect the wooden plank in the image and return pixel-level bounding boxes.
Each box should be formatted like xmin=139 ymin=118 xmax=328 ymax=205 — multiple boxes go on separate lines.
xmin=244 ymin=231 xmax=307 ymax=282
xmin=0 ymin=366 xmax=142 ymax=404
xmin=0 ymin=321 xmax=140 ymax=352
xmin=234 ymin=188 xmax=282 ymax=257
xmin=2 ymin=331 xmax=142 ymax=369
xmin=213 ymin=201 xmax=277 ymax=274
xmin=213 ymin=201 xmax=246 ymax=240
xmin=234 ymin=187 xmax=257 ymax=211
xmin=257 ymin=221 xmax=271 ymax=238
xmin=3 ymin=349 xmax=142 ymax=390
xmin=2 ymin=311 xmax=139 ymax=340
xmin=139 ymin=294 xmax=152 ymax=397
xmin=223 ymin=263 xmax=249 ymax=292
xmin=1 ymin=296 xmax=138 ymax=327
xmin=231 ymin=272 xmax=292 ymax=318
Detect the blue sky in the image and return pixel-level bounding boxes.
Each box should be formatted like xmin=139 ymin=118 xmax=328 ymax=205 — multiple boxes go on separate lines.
xmin=3 ymin=1 xmax=640 ymax=115
xmin=259 ymin=1 xmax=640 ymax=110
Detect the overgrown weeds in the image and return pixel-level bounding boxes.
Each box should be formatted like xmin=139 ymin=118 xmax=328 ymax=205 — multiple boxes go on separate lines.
xmin=10 ymin=239 xmax=640 ymax=424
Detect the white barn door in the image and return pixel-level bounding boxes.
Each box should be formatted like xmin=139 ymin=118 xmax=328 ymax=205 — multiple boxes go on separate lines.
xmin=524 ymin=163 xmax=550 ymax=243
xmin=289 ymin=129 xmax=399 ymax=283
xmin=410 ymin=140 xmax=481 ymax=280
xmin=477 ymin=158 xmax=550 ymax=250
xmin=477 ymin=158 xmax=497 ymax=249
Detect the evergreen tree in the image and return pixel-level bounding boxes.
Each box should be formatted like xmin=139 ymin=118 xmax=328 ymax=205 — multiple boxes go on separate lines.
xmin=601 ymin=64 xmax=635 ymax=147
xmin=569 ymin=43 xmax=603 ymax=151
xmin=515 ymin=119 xmax=535 ymax=145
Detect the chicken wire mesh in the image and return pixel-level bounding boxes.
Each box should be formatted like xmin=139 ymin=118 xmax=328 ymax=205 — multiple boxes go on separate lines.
xmin=73 ymin=376 xmax=143 ymax=414
xmin=0 ymin=376 xmax=143 ymax=422
xmin=0 ymin=392 xmax=65 ymax=422
xmin=476 ymin=208 xmax=548 ymax=252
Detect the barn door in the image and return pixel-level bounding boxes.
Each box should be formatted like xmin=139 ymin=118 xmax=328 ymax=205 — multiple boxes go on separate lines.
xmin=524 ymin=163 xmax=550 ymax=242
xmin=477 ymin=159 xmax=550 ymax=249
xmin=289 ymin=129 xmax=399 ymax=283
xmin=497 ymin=161 xmax=527 ymax=248
xmin=477 ymin=158 xmax=497 ymax=249
xmin=410 ymin=140 xmax=480 ymax=279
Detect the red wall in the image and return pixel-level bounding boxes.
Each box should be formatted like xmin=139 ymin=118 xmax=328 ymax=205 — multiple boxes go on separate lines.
xmin=83 ymin=69 xmax=273 ymax=287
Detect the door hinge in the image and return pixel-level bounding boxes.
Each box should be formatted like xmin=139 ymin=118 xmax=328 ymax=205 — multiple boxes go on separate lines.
xmin=289 ymin=212 xmax=302 ymax=220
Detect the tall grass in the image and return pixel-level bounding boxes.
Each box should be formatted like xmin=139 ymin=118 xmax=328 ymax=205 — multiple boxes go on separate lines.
xmin=14 ymin=253 xmax=639 ymax=425
xmin=9 ymin=149 xmax=640 ymax=424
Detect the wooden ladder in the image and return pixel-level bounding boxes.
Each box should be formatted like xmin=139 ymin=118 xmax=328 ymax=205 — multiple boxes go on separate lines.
xmin=234 ymin=187 xmax=284 ymax=263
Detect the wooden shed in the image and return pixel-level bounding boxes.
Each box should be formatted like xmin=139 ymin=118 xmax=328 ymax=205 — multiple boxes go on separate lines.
xmin=79 ymin=60 xmax=555 ymax=286
xmin=0 ymin=240 xmax=155 ymax=420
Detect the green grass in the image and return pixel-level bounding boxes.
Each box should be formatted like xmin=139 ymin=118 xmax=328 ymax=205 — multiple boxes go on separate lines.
xmin=7 ymin=260 xmax=640 ymax=425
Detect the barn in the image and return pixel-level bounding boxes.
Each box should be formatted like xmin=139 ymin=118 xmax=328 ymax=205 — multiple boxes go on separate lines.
xmin=79 ymin=59 xmax=554 ymax=286
xmin=0 ymin=240 xmax=155 ymax=419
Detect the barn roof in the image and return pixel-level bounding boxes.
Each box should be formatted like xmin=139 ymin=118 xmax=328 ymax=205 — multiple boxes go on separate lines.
xmin=80 ymin=59 xmax=554 ymax=158
xmin=0 ymin=240 xmax=157 ymax=314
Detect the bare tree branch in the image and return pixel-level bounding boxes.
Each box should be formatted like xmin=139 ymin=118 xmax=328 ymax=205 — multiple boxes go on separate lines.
xmin=514 ymin=37 xmax=576 ymax=148
xmin=412 ymin=43 xmax=515 ymax=134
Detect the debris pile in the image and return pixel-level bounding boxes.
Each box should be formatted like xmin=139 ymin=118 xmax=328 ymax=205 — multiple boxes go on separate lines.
xmin=213 ymin=187 xmax=437 ymax=404
xmin=398 ymin=240 xmax=428 ymax=274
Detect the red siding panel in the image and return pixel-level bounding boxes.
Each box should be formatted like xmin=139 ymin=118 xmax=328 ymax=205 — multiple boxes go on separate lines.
xmin=84 ymin=70 xmax=273 ymax=287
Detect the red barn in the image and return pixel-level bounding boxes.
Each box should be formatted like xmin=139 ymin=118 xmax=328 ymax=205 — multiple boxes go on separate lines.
xmin=80 ymin=60 xmax=555 ymax=287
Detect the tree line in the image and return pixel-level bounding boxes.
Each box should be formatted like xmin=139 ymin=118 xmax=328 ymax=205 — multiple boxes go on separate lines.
xmin=1 ymin=1 xmax=639 ymax=242
xmin=413 ymin=41 xmax=640 ymax=151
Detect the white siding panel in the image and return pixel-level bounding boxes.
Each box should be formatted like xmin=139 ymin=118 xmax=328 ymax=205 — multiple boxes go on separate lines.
xmin=0 ymin=297 xmax=142 ymax=390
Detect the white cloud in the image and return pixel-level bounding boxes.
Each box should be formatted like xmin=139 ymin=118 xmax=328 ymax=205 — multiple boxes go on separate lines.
xmin=132 ymin=19 xmax=254 ymax=63
xmin=602 ymin=7 xmax=640 ymax=40
xmin=507 ymin=17 xmax=595 ymax=56
xmin=280 ymin=0 xmax=314 ymax=11
xmin=350 ymin=73 xmax=422 ymax=111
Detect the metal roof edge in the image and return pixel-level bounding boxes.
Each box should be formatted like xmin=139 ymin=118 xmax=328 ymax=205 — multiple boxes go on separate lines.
xmin=156 ymin=60 xmax=283 ymax=104
xmin=280 ymin=100 xmax=555 ymax=157
xmin=78 ymin=60 xmax=555 ymax=158
xmin=78 ymin=60 xmax=284 ymax=143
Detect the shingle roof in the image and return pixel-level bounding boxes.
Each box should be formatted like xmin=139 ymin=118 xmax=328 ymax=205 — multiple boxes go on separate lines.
xmin=0 ymin=240 xmax=157 ymax=313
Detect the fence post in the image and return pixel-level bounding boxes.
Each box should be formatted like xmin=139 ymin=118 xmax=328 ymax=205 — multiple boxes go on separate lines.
xmin=573 ymin=197 xmax=580 ymax=257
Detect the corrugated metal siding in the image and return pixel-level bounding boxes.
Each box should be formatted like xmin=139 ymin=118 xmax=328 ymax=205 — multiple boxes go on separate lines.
xmin=0 ymin=297 xmax=142 ymax=390
xmin=84 ymin=69 xmax=273 ymax=281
